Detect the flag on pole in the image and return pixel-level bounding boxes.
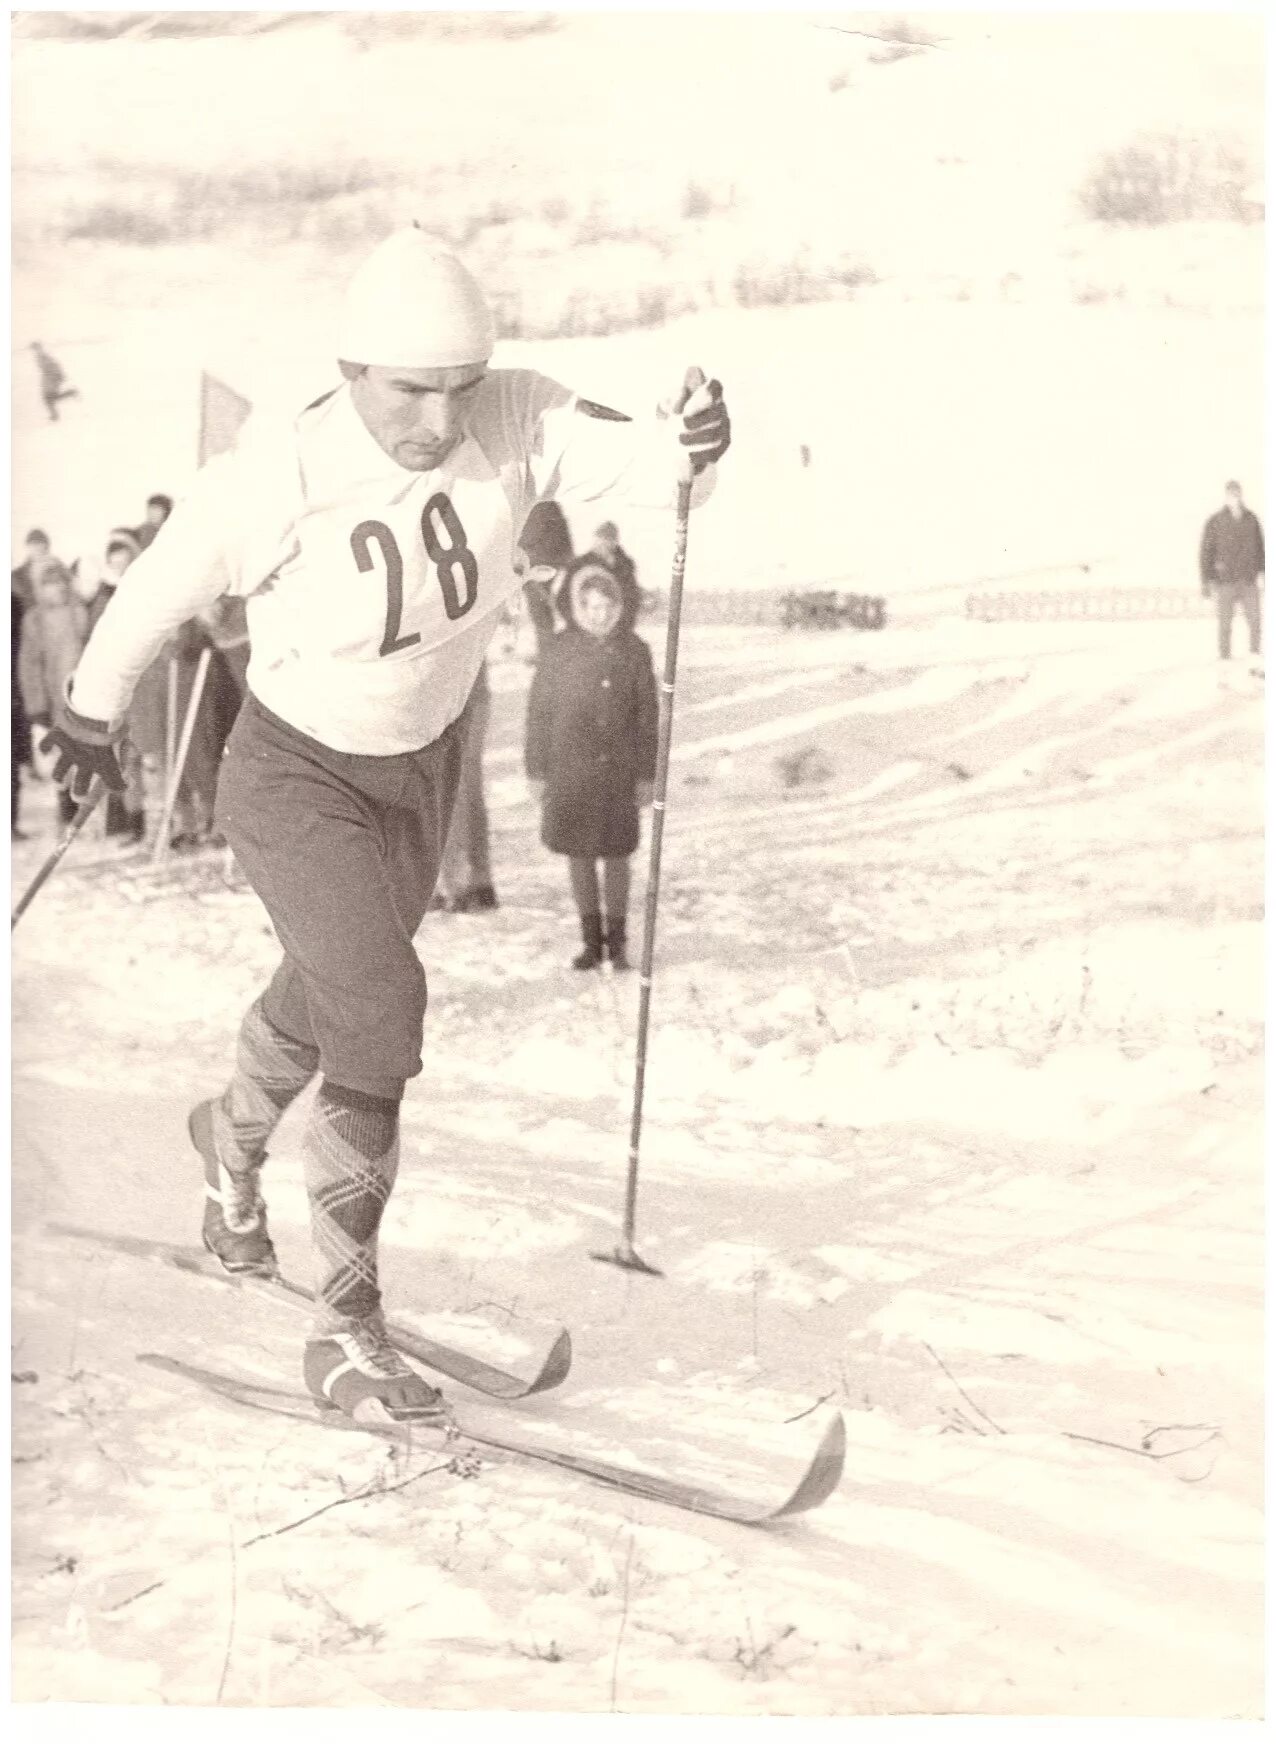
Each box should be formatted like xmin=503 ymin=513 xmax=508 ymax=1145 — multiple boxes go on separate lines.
xmin=198 ymin=370 xmax=252 ymax=466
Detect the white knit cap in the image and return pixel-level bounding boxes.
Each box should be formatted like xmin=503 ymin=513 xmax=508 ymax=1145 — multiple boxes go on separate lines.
xmin=337 ymin=227 xmax=495 ymax=369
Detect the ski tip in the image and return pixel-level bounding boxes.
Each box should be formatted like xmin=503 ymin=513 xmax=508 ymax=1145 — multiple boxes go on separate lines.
xmin=528 ymin=1327 xmax=572 ymax=1395
xmin=771 ymin=1411 xmax=846 ymax=1521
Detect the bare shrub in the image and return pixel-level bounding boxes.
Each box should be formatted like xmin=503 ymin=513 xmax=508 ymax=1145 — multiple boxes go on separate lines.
xmin=681 ymin=179 xmax=736 ymax=221
xmin=1080 ymin=132 xmax=1253 ymax=226
xmin=63 ymin=200 xmax=173 ymax=247
xmin=61 ymin=160 xmax=391 ymax=247
xmin=734 ymin=254 xmax=876 ymax=308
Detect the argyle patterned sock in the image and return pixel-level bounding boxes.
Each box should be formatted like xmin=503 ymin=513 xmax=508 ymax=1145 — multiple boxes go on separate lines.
xmin=212 ymin=995 xmax=319 ymax=1175
xmin=303 ymin=1081 xmax=400 ymax=1335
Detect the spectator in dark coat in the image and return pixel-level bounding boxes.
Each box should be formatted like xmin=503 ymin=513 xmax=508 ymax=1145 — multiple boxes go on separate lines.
xmin=589 ymin=520 xmax=640 ymax=600
xmin=434 ymin=660 xmax=497 ymax=913
xmin=518 ymin=498 xmax=574 ymax=656
xmin=76 ymin=530 xmax=141 ymax=633
xmin=11 ymin=528 xmax=51 ymax=610
xmin=73 ymin=532 xmax=146 ymax=840
xmin=1200 ymin=480 xmax=1264 ymax=662
xmin=18 ymin=559 xmax=88 ymax=824
xmin=165 ymin=617 xmax=224 ymax=849
xmin=11 ymin=589 xmax=33 ymax=836
xmin=432 ymin=503 xmax=576 ymax=915
xmin=526 ymin=555 xmax=657 ymax=971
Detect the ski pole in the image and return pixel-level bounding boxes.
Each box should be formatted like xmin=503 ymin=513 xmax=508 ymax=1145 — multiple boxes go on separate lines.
xmin=592 ymin=472 xmax=696 ymax=1278
xmin=164 ymin=656 xmax=179 ymax=790
xmin=11 ymin=777 xmax=108 ymax=930
xmin=151 ymin=646 xmax=212 ymax=863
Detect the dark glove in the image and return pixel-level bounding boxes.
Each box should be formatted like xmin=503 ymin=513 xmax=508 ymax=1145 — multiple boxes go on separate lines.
xmin=666 ymin=366 xmax=731 ymax=474
xmin=39 ymin=693 xmax=127 ymax=798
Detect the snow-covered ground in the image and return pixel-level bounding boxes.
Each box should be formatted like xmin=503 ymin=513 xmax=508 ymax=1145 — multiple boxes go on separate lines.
xmin=11 ymin=610 xmax=1263 ymax=1714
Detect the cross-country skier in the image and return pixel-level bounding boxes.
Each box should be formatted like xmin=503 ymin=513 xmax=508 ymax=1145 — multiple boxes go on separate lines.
xmin=38 ymin=226 xmax=730 ymax=1425
xmin=30 ymin=342 xmax=79 ymax=422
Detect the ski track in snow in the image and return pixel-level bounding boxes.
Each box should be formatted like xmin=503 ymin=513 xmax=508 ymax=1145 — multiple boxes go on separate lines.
xmin=10 ymin=607 xmax=1263 ymax=1714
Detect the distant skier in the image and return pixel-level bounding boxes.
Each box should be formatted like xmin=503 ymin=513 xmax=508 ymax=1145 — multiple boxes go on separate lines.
xmin=1200 ymin=480 xmax=1264 ymax=666
xmin=526 ymin=553 xmax=657 ymax=972
xmin=39 ymin=226 xmax=730 ymax=1425
xmin=30 ymin=342 xmax=79 ymax=422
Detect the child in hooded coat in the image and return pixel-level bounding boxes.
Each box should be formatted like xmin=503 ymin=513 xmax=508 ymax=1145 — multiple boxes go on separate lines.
xmin=18 ymin=558 xmax=88 ymax=824
xmin=526 ymin=554 xmax=657 ymax=970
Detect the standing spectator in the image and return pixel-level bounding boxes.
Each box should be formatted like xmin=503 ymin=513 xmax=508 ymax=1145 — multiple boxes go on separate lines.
xmin=76 ymin=531 xmax=141 ymax=632
xmin=11 ymin=587 xmax=33 ymax=838
xmin=199 ymin=595 xmax=253 ymax=826
xmin=518 ymin=499 xmax=574 ymax=656
xmin=30 ymin=342 xmax=79 ymax=422
xmin=11 ymin=529 xmax=51 ymax=610
xmin=526 ymin=555 xmax=657 ymax=971
xmin=1200 ymin=480 xmax=1264 ymax=664
xmin=18 ymin=560 xmax=88 ymax=824
xmin=73 ymin=533 xmax=146 ymax=841
xmin=588 ymin=519 xmax=642 ymax=611
xmin=126 ymin=505 xmax=226 ymax=851
xmin=435 ymin=660 xmax=497 ymax=912
xmin=202 ymin=594 xmax=251 ymax=697
xmin=164 ymin=618 xmax=222 ymax=850
xmin=431 ymin=507 xmax=576 ymax=910
xmin=135 ymin=494 xmax=173 ymax=552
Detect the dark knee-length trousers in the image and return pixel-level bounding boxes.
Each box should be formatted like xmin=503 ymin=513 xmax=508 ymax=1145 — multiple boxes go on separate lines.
xmin=216 ymin=692 xmax=471 ymax=1102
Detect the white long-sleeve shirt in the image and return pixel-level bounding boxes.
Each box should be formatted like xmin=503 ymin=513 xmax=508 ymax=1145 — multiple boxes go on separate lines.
xmin=72 ymin=369 xmax=711 ymax=754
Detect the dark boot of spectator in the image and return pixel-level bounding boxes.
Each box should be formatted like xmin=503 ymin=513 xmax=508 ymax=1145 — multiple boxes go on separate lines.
xmin=604 ymin=918 xmax=630 ymax=971
xmin=572 ymin=914 xmax=604 ymax=971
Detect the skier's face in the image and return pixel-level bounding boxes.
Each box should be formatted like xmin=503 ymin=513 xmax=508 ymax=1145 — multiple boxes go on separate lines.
xmin=351 ymin=363 xmax=487 ymax=472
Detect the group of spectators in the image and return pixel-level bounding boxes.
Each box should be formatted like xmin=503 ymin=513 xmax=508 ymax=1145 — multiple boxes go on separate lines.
xmin=11 ymin=493 xmax=248 ymax=848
